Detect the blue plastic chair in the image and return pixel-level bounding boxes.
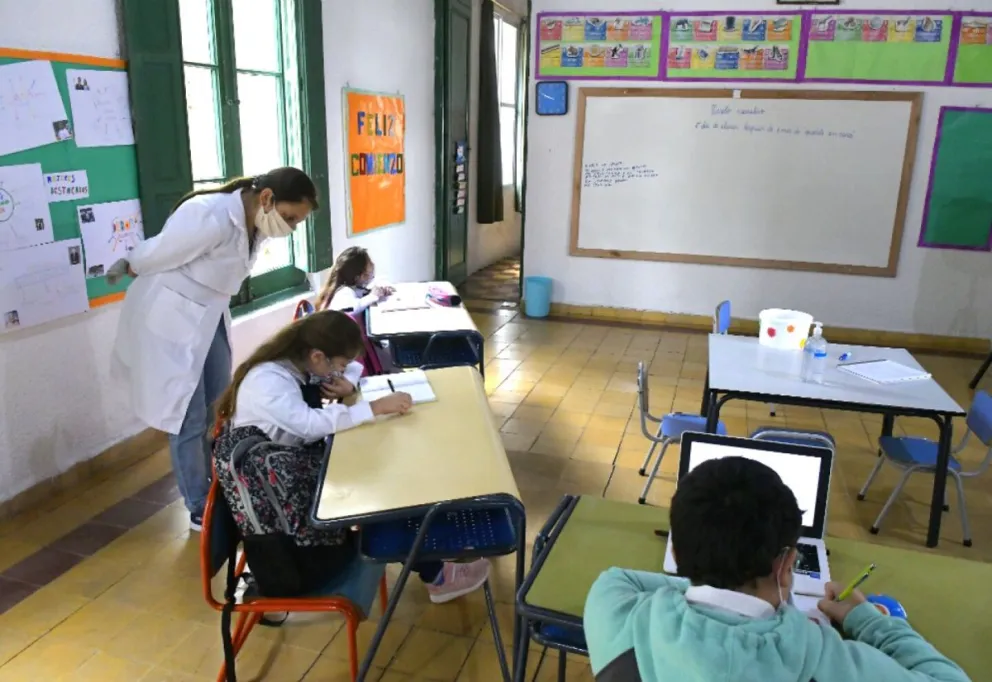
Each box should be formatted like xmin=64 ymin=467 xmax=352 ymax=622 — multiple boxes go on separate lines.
xmin=858 ymin=391 xmax=992 ymax=547
xmin=714 ymin=300 xmax=776 ymax=417
xmin=750 ymin=426 xmax=836 ymax=454
xmin=637 ymin=361 xmax=727 ymax=504
xmin=391 ymin=331 xmax=484 ymax=378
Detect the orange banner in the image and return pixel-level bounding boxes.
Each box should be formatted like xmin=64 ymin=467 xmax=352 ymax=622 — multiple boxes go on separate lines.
xmin=345 ymin=90 xmax=405 ymax=235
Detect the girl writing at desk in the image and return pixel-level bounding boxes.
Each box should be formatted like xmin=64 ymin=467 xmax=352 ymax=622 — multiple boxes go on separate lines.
xmin=316 ymin=246 xmax=394 ymax=314
xmin=212 ymin=310 xmax=492 ymax=603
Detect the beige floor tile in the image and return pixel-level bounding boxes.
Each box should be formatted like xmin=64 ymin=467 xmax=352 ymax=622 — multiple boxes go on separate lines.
xmin=68 ymin=652 xmax=153 ymax=682
xmin=0 ymin=637 xmax=97 ymax=682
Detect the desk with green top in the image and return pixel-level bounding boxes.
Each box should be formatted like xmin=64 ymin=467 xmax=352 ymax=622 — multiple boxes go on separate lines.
xmin=515 ymin=496 xmax=991 ymax=681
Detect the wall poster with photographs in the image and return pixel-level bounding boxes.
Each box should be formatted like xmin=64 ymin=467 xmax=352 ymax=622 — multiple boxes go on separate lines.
xmin=665 ymin=12 xmax=803 ymax=81
xmin=536 ymin=12 xmax=663 ymax=80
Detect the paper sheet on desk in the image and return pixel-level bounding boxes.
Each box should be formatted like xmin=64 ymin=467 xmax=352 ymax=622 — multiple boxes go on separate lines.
xmin=793 ymin=593 xmax=831 ymax=626
xmin=361 ymin=370 xmax=437 ymax=404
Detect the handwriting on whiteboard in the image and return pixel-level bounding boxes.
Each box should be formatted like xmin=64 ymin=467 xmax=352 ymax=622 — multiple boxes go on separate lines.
xmin=695 ymin=107 xmax=855 ymax=140
xmin=583 ymin=162 xmax=659 ymax=188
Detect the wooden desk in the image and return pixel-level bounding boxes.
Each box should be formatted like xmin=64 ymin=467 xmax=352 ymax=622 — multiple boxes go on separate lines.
xmin=367 ymin=281 xmax=479 ymax=338
xmin=314 ymin=365 xmax=519 ymax=524
xmin=517 ymin=496 xmax=991 ymax=680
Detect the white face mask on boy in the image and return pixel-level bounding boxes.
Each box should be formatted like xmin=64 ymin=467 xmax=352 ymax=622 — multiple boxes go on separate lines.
xmin=255 ymin=204 xmax=293 ymax=238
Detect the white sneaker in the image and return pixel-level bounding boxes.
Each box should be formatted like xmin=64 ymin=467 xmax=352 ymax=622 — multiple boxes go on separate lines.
xmin=425 ymin=560 xmax=491 ymax=604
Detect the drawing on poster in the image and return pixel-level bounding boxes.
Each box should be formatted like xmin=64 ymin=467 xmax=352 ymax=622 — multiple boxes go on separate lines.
xmin=0 ymin=163 xmax=55 ymax=253
xmin=0 ymin=238 xmax=89 ymax=333
xmin=0 ymin=60 xmax=72 ymax=156
xmin=65 ymin=69 xmax=134 ymax=148
xmin=76 ymin=198 xmax=144 ymax=278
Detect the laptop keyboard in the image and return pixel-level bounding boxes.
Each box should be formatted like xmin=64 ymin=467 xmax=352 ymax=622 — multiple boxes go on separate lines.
xmin=796 ymin=543 xmax=822 ymax=579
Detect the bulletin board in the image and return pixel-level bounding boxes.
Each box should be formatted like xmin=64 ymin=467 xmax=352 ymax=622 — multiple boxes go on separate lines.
xmin=0 ymin=47 xmax=138 ymax=316
xmin=536 ymin=12 xmax=663 ymax=79
xmin=952 ymin=14 xmax=992 ymax=86
xmin=918 ymin=107 xmax=992 ymax=251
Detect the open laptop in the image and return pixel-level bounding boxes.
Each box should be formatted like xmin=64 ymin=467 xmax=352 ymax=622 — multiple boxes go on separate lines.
xmin=662 ymin=432 xmax=833 ymax=597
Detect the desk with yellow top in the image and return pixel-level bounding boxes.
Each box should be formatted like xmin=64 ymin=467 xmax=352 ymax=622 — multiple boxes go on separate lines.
xmin=514 ymin=496 xmax=992 ymax=681
xmin=311 ymin=366 xmax=524 ymax=681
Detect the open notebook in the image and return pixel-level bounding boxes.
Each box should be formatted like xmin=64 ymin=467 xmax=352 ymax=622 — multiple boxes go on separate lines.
xmin=360 ymin=370 xmax=437 ymax=404
xmin=838 ymin=359 xmax=932 ymax=385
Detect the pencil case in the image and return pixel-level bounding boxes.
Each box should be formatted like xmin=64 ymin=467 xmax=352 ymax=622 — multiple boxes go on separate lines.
xmin=427 ymin=286 xmax=461 ymax=307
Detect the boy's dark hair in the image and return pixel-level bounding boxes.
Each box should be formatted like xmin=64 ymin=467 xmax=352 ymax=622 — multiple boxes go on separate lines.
xmin=670 ymin=456 xmax=802 ymax=589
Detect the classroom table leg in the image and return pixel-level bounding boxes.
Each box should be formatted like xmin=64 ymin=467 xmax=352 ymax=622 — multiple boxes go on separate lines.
xmin=878 ymin=413 xmax=895 ymax=456
xmin=969 ymin=352 xmax=991 ymax=389
xmin=925 ymin=415 xmax=953 ymax=548
xmin=700 ymin=372 xmax=710 ymax=416
xmin=513 ymin=616 xmax=530 ymax=682
xmin=704 ymin=391 xmax=721 ymax=433
xmin=512 ymin=515 xmax=527 ymax=682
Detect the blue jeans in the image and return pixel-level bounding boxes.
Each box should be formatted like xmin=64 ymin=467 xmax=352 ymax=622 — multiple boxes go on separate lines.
xmin=168 ymin=321 xmax=231 ymax=515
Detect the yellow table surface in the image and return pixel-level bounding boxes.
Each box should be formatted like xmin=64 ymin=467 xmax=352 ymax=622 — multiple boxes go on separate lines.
xmin=367 ymin=281 xmax=478 ymax=337
xmin=526 ymin=497 xmax=992 ymax=678
xmin=315 ymin=366 xmax=519 ymax=522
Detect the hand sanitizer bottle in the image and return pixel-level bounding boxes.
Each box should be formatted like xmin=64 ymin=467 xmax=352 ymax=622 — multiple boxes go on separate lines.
xmin=801 ymin=322 xmax=828 ymax=384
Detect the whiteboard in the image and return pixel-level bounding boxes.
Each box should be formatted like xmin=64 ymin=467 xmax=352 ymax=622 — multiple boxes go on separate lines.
xmin=570 ymin=89 xmax=921 ymax=276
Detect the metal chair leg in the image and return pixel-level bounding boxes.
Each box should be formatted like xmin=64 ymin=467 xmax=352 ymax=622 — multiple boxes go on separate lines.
xmin=638 ymin=423 xmax=664 ymax=476
xmin=857 ymin=456 xmax=886 ymax=501
xmin=870 ymin=467 xmax=918 ymax=534
xmin=639 ymin=439 xmax=671 ymax=505
xmin=951 ymin=473 xmax=972 ymax=547
xmin=483 ymin=580 xmax=511 ymax=682
xmin=769 ymin=403 xmax=777 ymax=417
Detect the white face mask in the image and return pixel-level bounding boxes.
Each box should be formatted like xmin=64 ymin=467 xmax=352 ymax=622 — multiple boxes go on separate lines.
xmin=255 ymin=204 xmax=293 ymax=238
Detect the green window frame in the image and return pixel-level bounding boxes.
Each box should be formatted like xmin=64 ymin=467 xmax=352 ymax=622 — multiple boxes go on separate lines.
xmin=122 ymin=0 xmax=332 ymax=311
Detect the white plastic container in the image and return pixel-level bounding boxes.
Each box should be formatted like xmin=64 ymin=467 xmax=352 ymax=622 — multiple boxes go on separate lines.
xmin=758 ymin=309 xmax=814 ymax=351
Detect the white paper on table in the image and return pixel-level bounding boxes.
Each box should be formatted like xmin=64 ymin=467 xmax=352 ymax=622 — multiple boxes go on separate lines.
xmin=0 ymin=239 xmax=89 ymax=333
xmin=44 ymin=170 xmax=90 ymax=202
xmin=0 ymin=60 xmax=71 ymax=155
xmin=76 ymin=199 xmax=144 ymax=278
xmin=65 ymin=69 xmax=134 ymax=148
xmin=0 ymin=163 xmax=55 ymax=253
xmin=792 ymin=593 xmax=831 ymax=627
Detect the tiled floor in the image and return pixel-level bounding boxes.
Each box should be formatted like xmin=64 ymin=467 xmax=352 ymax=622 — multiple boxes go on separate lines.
xmin=461 ymin=257 xmax=521 ymax=303
xmin=1 ymin=307 xmax=990 ymax=681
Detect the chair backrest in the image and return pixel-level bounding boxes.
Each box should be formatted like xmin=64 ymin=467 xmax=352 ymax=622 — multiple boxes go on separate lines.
xmin=636 ymin=361 xmax=649 ymax=415
xmin=347 ymin=311 xmax=384 ymax=377
xmin=199 ymin=478 xmax=240 ymax=607
xmin=713 ymin=300 xmax=731 ymax=334
xmin=294 ymin=299 xmax=315 ymax=320
xmin=967 ymin=391 xmax=992 ymax=446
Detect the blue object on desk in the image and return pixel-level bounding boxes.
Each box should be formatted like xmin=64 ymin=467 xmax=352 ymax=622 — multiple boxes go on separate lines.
xmin=839 ymin=352 xmax=852 ymax=362
xmin=867 ymin=594 xmax=907 ymax=619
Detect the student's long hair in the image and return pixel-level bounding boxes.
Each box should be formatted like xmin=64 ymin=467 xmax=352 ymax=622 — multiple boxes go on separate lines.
xmin=214 ymin=311 xmax=364 ymax=426
xmin=171 ymin=167 xmax=319 ymax=215
xmin=316 ymin=246 xmax=373 ymax=310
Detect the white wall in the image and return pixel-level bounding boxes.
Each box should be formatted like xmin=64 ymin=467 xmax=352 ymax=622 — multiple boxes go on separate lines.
xmin=525 ymin=0 xmax=992 ymax=338
xmin=467 ymin=0 xmax=526 ymax=275
xmin=0 ymin=0 xmax=441 ymax=505
xmin=321 ymin=0 xmax=436 ymax=284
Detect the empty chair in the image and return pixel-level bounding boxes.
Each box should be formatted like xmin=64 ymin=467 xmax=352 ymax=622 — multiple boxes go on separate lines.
xmin=637 ymin=361 xmax=726 ymax=505
xmin=713 ymin=300 xmax=776 ymax=417
xmin=750 ymin=426 xmax=836 ymax=454
xmin=858 ymin=391 xmax=992 ymax=547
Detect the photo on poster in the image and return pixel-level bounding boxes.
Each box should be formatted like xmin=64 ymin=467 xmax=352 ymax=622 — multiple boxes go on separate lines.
xmin=76 ymin=199 xmax=144 ymax=278
xmin=0 ymin=60 xmax=71 ymax=156
xmin=0 ymin=163 xmax=55 ymax=253
xmin=65 ymin=69 xmax=135 ymax=148
xmin=0 ymin=238 xmax=89 ymax=333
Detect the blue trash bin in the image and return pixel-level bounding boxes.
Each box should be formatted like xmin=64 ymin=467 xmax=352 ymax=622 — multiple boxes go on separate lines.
xmin=524 ymin=276 xmax=552 ymax=318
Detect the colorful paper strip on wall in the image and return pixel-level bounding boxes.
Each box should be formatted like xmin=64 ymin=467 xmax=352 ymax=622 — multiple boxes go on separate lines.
xmin=804 ymin=13 xmax=952 ymax=83
xmin=953 ymin=15 xmax=992 ymax=85
xmin=665 ymin=14 xmax=802 ymax=80
xmin=536 ymin=14 xmax=662 ymax=79
xmin=918 ymin=107 xmax=992 ymax=251
xmin=343 ymin=89 xmax=406 ymax=236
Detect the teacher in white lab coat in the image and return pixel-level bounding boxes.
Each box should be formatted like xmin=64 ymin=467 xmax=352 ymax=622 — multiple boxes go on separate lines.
xmin=110 ymin=167 xmax=318 ymax=530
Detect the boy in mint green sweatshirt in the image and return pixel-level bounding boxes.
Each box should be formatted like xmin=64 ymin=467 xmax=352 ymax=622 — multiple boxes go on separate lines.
xmin=583 ymin=456 xmax=970 ymax=682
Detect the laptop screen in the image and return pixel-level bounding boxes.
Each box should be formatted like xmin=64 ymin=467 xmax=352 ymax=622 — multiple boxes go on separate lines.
xmin=679 ymin=433 xmax=832 ymax=538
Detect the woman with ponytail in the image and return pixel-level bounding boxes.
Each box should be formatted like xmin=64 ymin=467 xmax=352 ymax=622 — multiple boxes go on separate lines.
xmin=110 ymin=167 xmax=318 ymax=530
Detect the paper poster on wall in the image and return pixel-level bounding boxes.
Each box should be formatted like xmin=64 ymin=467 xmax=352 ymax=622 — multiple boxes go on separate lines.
xmin=343 ymin=89 xmax=405 ymax=236
xmin=0 ymin=238 xmax=88 ymax=333
xmin=0 ymin=60 xmax=71 ymax=156
xmin=804 ymin=13 xmax=952 ymax=83
xmin=952 ymin=15 xmax=992 ymax=85
xmin=44 ymin=170 xmax=90 ymax=202
xmin=65 ymin=69 xmax=134 ymax=148
xmin=0 ymin=163 xmax=54 ymax=253
xmin=76 ymin=198 xmax=144 ymax=278
xmin=918 ymin=107 xmax=992 ymax=251
xmin=666 ymin=14 xmax=802 ymax=81
xmin=537 ymin=13 xmax=662 ymax=79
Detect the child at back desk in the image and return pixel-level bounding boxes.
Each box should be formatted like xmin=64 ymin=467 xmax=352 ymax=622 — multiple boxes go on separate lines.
xmin=583 ymin=456 xmax=970 ymax=682
xmin=213 ymin=310 xmax=491 ymax=603
xmin=316 ymin=246 xmax=394 ymax=314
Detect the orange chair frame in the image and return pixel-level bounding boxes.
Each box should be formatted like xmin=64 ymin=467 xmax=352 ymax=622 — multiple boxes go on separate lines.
xmin=199 ymin=478 xmax=388 ymax=682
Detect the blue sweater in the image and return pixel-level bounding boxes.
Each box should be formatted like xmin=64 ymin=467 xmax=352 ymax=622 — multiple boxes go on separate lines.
xmin=584 ymin=568 xmax=970 ymax=682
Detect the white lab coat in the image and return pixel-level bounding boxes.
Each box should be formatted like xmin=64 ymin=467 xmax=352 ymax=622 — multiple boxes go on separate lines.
xmin=112 ymin=190 xmax=264 ymax=434
xmin=231 ymin=359 xmax=372 ymax=446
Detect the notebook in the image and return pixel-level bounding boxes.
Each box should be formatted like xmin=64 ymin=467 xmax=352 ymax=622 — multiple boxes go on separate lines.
xmin=837 ymin=359 xmax=932 ymax=385
xmin=360 ymin=370 xmax=437 ymax=404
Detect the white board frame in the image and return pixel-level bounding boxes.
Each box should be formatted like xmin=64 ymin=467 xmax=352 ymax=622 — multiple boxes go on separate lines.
xmin=569 ymin=88 xmax=923 ymax=277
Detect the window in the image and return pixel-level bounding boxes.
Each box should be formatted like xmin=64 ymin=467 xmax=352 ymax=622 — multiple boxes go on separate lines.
xmin=122 ymin=0 xmax=331 ymax=308
xmin=493 ymin=13 xmax=520 ymax=191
